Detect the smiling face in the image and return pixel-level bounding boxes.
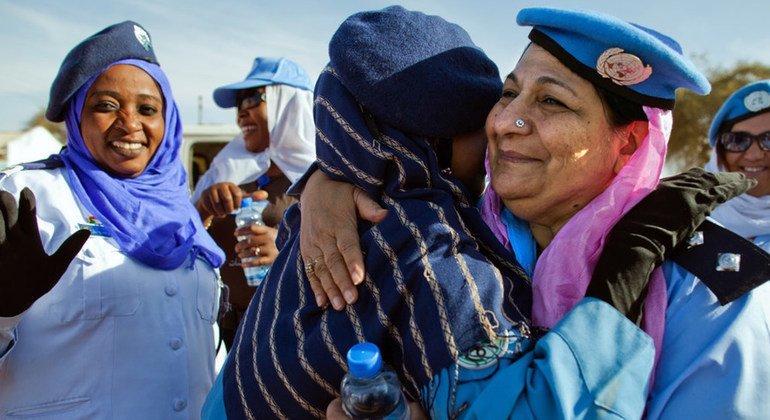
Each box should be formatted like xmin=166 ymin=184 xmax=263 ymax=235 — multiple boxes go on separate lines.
xmin=236 ymin=87 xmax=270 ymax=153
xmin=486 ymin=44 xmax=633 ymax=234
xmin=721 ymin=112 xmax=770 ymax=197
xmin=80 ymin=64 xmax=165 ymax=178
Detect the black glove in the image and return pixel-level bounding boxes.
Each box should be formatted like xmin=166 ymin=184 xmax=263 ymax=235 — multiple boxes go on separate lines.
xmin=586 ymin=168 xmax=755 ymax=325
xmin=0 ymin=188 xmax=90 ymax=317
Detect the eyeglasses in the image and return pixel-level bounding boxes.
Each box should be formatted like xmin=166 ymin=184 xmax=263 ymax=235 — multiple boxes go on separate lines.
xmin=238 ymin=92 xmax=266 ymax=111
xmin=719 ymin=131 xmax=770 ymax=153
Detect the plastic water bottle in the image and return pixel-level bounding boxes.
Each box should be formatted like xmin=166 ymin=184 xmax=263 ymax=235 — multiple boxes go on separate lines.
xmin=341 ymin=342 xmax=409 ymax=420
xmin=234 ymin=197 xmax=271 ymax=286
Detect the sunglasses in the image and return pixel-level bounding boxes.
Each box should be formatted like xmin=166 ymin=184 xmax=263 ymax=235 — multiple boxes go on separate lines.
xmin=719 ymin=131 xmax=770 ymax=153
xmin=238 ymin=92 xmax=266 ymax=111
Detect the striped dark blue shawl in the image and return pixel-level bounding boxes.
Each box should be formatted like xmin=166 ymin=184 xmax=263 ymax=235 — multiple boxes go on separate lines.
xmin=223 ymin=67 xmax=532 ymax=419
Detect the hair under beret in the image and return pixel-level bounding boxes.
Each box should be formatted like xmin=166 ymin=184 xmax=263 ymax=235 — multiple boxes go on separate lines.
xmin=46 ymin=20 xmax=158 ymax=122
xmin=328 ymin=5 xmax=502 ymax=138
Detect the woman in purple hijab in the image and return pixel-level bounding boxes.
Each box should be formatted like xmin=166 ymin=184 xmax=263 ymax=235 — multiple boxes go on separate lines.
xmin=0 ymin=21 xmax=224 ymax=418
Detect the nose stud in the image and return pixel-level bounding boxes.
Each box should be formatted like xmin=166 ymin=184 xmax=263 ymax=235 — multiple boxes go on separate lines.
xmin=515 ymin=119 xmax=525 ymax=128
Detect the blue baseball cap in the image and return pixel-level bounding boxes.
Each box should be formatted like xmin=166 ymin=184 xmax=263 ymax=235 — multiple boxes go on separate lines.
xmin=709 ymin=80 xmax=770 ymax=146
xmin=517 ymin=7 xmax=711 ymax=109
xmin=212 ymin=57 xmax=313 ymax=108
xmin=46 ymin=21 xmax=158 ymax=122
xmin=329 ymin=5 xmax=502 ymax=138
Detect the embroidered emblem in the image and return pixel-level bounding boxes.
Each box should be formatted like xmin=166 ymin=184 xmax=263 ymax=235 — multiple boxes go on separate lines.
xmin=743 ymin=90 xmax=770 ymax=113
xmin=133 ymin=24 xmax=152 ymax=51
xmin=457 ymin=333 xmax=511 ymax=370
xmin=716 ymin=253 xmax=741 ymax=272
xmin=687 ymin=231 xmax=704 ymax=248
xmin=596 ymin=48 xmax=652 ymax=86
xmin=77 ymin=215 xmax=111 ymax=237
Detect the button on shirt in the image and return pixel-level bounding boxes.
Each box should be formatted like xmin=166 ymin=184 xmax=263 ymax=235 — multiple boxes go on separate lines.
xmin=0 ymin=168 xmax=219 ymax=419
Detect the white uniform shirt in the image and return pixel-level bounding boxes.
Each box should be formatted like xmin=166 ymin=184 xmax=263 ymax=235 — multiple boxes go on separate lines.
xmin=0 ymin=167 xmax=220 ymax=419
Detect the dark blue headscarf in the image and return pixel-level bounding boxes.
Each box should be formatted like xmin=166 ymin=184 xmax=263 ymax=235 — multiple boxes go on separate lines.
xmin=58 ymin=59 xmax=224 ymax=269
xmin=223 ymin=67 xmax=532 ymax=419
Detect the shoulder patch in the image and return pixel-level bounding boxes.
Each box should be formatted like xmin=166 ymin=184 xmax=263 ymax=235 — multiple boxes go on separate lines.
xmin=670 ymin=220 xmax=770 ymax=305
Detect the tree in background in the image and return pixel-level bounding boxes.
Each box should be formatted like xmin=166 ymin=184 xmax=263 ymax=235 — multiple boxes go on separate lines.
xmin=24 ymin=107 xmax=66 ymax=142
xmin=668 ymin=61 xmax=770 ymax=172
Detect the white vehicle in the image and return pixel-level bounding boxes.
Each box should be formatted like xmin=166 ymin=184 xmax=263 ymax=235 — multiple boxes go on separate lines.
xmin=180 ymin=124 xmax=239 ymax=192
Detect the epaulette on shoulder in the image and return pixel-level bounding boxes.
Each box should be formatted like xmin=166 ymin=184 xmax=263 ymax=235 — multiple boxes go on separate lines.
xmin=670 ymin=220 xmax=770 ymax=305
xmin=1 ymin=155 xmax=64 ymax=182
xmin=19 ymin=155 xmax=65 ymax=170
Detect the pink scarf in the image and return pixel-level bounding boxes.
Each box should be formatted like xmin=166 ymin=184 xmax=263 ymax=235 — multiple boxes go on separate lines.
xmin=481 ymin=106 xmax=670 ymax=367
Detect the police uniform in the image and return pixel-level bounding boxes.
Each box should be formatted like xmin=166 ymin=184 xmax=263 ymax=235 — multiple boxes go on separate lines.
xmin=646 ymin=80 xmax=770 ymax=418
xmin=0 ymin=21 xmax=224 ymax=419
xmin=0 ymin=163 xmax=219 ymax=418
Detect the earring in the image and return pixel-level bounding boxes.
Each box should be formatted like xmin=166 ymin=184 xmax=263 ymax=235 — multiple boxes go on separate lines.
xmin=515 ymin=119 xmax=525 ymax=128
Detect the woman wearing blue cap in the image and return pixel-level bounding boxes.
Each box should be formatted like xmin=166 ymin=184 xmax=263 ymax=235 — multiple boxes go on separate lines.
xmin=191 ymin=56 xmax=315 ymax=350
xmin=706 ymin=80 xmax=770 ymax=243
xmin=0 ymin=22 xmax=224 ymax=417
xmin=214 ymin=6 xmax=754 ymax=420
xmin=300 ymin=6 xmax=769 ymax=420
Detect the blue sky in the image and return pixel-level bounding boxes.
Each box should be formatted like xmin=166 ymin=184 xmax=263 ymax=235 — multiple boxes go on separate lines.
xmin=1 ymin=0 xmax=769 ymax=131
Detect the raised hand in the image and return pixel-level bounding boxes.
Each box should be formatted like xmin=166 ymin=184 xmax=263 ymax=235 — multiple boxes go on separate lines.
xmin=0 ymin=188 xmax=90 ymax=317
xmin=587 ymin=168 xmax=754 ymax=324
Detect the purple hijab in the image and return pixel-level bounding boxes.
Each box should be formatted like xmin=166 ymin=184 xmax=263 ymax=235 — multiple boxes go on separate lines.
xmin=58 ymin=58 xmax=224 ymax=270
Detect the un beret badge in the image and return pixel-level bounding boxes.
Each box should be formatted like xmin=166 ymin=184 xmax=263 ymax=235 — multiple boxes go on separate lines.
xmin=596 ymin=47 xmax=652 ymax=86
xmin=743 ymin=90 xmax=770 ymax=113
xmin=133 ymin=24 xmax=152 ymax=51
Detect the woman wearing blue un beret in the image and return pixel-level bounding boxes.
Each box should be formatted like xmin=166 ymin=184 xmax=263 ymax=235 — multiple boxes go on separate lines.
xmin=705 ymin=80 xmax=770 ymax=243
xmin=214 ymin=6 xmax=760 ymax=420
xmin=297 ymin=6 xmax=770 ymax=420
xmin=0 ymin=22 xmax=224 ymax=417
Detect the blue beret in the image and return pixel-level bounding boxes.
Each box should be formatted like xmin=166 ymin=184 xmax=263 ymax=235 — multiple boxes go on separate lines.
xmin=213 ymin=57 xmax=313 ymax=108
xmin=46 ymin=21 xmax=158 ymax=122
xmin=517 ymin=7 xmax=710 ymax=109
xmin=709 ymin=80 xmax=770 ymax=146
xmin=329 ymin=5 xmax=502 ymax=138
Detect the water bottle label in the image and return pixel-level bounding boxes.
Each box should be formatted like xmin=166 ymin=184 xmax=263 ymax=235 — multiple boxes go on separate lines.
xmin=245 ymin=265 xmax=271 ymax=287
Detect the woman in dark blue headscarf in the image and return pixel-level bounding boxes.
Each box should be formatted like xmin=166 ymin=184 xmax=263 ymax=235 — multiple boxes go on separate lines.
xmin=217 ymin=6 xmax=535 ymax=419
xmin=0 ymin=21 xmax=223 ymax=417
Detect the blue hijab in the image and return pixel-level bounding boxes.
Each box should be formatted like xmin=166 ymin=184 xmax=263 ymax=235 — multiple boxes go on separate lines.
xmin=58 ymin=58 xmax=224 ymax=270
xmin=223 ymin=68 xmax=532 ymax=419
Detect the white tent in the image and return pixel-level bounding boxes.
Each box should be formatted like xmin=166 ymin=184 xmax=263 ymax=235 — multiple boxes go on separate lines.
xmin=6 ymin=126 xmax=63 ymax=166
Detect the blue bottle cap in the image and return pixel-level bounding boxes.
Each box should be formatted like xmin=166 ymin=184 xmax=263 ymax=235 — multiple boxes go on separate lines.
xmin=240 ymin=197 xmax=253 ymax=208
xmin=346 ymin=342 xmax=383 ymax=378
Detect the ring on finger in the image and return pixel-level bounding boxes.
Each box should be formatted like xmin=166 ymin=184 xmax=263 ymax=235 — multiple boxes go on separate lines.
xmin=304 ymin=256 xmax=322 ymax=275
xmin=254 ymin=247 xmax=261 ymax=256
